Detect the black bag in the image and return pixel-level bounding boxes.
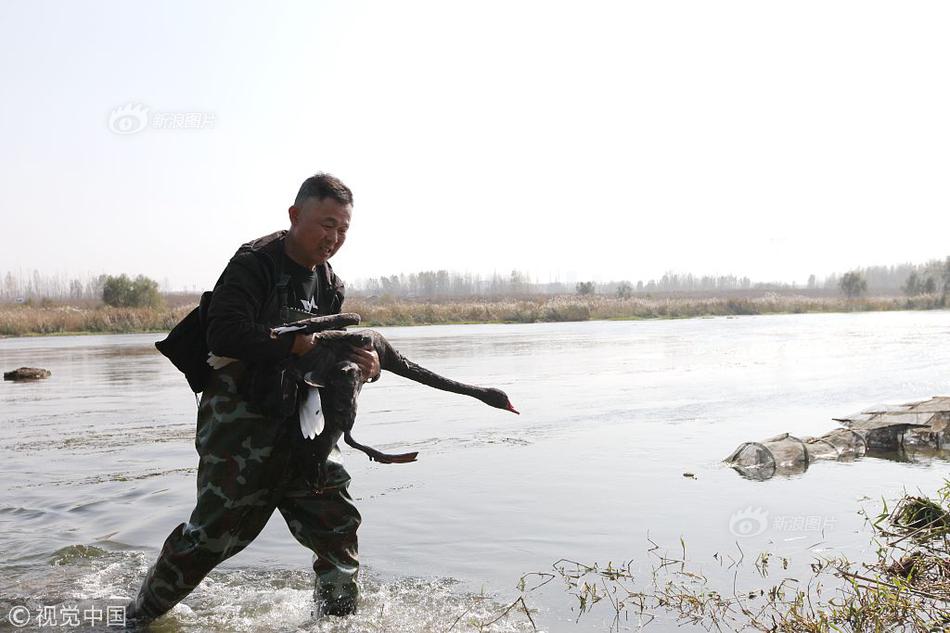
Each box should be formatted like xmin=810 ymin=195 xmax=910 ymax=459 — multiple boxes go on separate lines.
xmin=243 ymin=364 xmax=299 ymax=419
xmin=155 ymin=291 xmax=213 ymax=393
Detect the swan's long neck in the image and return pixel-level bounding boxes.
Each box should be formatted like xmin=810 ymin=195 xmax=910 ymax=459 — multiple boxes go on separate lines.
xmin=381 ymin=351 xmax=489 ymax=404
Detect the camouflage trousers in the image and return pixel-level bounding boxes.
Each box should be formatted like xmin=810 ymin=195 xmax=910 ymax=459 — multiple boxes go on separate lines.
xmin=128 ymin=364 xmax=361 ymax=621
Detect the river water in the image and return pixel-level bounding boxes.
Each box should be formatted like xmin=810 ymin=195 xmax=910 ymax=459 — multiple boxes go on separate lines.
xmin=2 ymin=311 xmax=949 ymax=632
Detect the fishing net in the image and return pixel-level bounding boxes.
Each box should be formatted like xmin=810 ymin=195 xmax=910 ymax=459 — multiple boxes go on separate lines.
xmin=804 ymin=428 xmax=867 ymax=460
xmin=723 ymin=433 xmax=809 ymax=481
xmin=725 ymin=398 xmax=950 ymax=480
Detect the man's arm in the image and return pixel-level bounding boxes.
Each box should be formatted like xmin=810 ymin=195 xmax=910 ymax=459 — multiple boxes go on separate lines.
xmin=205 ymin=253 xmax=295 ymax=364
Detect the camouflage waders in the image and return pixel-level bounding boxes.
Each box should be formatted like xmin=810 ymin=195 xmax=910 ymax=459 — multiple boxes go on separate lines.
xmin=128 ymin=360 xmax=361 ymax=622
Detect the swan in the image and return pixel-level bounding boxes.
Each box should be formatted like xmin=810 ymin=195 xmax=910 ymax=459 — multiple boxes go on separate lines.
xmin=286 ymin=316 xmax=518 ymax=490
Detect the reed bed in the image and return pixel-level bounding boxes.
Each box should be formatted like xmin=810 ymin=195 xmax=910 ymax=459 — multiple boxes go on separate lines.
xmin=0 ymin=305 xmax=192 ymax=337
xmin=343 ymin=293 xmax=945 ymax=326
xmin=0 ymin=294 xmax=945 ymax=337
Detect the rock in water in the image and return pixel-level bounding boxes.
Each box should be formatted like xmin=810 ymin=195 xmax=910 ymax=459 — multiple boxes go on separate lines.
xmin=3 ymin=367 xmax=51 ymax=381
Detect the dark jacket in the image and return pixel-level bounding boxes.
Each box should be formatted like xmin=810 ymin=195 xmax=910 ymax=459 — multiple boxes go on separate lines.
xmin=205 ymin=230 xmax=345 ymax=367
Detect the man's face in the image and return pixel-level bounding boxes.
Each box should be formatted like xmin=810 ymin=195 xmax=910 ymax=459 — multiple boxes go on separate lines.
xmin=287 ymin=196 xmax=352 ymax=267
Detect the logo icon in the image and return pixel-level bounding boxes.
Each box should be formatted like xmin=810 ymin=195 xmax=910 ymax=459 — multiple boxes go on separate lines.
xmin=300 ymin=298 xmax=318 ymax=312
xmin=108 ymin=103 xmax=150 ymax=135
xmin=8 ymin=605 xmax=30 ymax=628
xmin=729 ymin=506 xmax=769 ymax=537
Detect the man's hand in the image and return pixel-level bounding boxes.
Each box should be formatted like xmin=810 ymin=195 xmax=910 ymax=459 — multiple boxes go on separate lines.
xmin=347 ymin=345 xmax=381 ymax=382
xmin=291 ymin=333 xmax=318 ymax=357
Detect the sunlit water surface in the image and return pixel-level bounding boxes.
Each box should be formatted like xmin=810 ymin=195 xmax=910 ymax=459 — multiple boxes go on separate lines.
xmin=2 ymin=311 xmax=949 ymax=631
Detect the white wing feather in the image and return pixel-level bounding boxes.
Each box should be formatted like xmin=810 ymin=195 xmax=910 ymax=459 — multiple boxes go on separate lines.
xmin=271 ymin=324 xmax=307 ymax=336
xmin=207 ymin=353 xmax=238 ymax=370
xmin=299 ymin=387 xmax=324 ymax=439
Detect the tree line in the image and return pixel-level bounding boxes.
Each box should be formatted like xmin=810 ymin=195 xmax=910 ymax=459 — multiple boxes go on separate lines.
xmin=350 ymin=258 xmax=950 ymax=299
xmin=2 ymin=257 xmax=948 ymax=303
xmin=838 ymin=257 xmax=950 ymax=299
xmin=353 ymin=271 xmax=759 ymax=298
xmin=1 ymin=271 xmax=163 ymax=308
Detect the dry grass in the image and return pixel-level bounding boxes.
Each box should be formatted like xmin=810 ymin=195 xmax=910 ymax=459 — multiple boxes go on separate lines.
xmin=349 ymin=293 xmax=946 ymax=326
xmin=0 ymin=293 xmax=945 ymax=337
xmin=0 ymin=305 xmax=192 ymax=337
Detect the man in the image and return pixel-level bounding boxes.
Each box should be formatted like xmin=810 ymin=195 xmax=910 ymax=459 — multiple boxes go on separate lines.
xmin=126 ymin=173 xmax=379 ymax=625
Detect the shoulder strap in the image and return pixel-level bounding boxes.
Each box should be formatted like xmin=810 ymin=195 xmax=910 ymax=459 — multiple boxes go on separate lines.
xmin=324 ymin=262 xmax=345 ymax=313
xmin=276 ymin=273 xmax=290 ymax=322
xmin=238 ymin=232 xmax=291 ymax=323
xmin=233 ymin=230 xmax=287 ymax=258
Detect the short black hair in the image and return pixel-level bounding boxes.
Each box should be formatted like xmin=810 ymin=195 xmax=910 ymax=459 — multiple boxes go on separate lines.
xmin=294 ymin=173 xmax=354 ymax=207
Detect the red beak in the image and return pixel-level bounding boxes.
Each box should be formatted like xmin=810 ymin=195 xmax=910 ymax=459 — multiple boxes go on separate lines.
xmin=506 ymin=402 xmax=520 ymax=415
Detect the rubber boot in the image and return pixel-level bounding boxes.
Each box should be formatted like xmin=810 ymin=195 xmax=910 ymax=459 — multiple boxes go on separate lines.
xmin=314 ymin=581 xmax=359 ymax=617
xmin=122 ymin=600 xmax=156 ymax=630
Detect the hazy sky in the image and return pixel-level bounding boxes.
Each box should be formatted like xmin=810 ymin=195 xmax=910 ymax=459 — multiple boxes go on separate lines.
xmin=2 ymin=1 xmax=948 ymax=290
